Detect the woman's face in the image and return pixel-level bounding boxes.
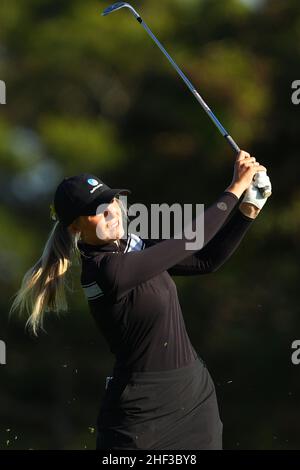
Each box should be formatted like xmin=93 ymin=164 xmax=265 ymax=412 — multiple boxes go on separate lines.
xmin=70 ymin=198 xmax=125 ymax=245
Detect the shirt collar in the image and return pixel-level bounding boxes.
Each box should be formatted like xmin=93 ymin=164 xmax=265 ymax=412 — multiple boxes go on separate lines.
xmin=78 ymin=233 xmax=145 ymax=258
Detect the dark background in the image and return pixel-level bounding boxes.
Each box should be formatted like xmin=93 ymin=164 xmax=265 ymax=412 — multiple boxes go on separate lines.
xmin=0 ymin=0 xmax=299 ymax=449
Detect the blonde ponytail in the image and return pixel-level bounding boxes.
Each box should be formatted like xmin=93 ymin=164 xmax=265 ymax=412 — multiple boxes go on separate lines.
xmin=9 ymin=221 xmax=81 ymax=336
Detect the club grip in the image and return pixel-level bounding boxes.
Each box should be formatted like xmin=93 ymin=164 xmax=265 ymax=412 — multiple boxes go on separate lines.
xmin=225 ymin=135 xmax=271 ymax=198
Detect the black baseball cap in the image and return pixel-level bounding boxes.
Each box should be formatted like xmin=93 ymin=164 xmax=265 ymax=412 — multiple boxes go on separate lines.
xmin=53 ymin=173 xmax=131 ymax=227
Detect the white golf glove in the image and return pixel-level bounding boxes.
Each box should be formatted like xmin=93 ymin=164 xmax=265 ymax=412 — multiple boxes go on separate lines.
xmin=242 ymin=171 xmax=272 ymax=210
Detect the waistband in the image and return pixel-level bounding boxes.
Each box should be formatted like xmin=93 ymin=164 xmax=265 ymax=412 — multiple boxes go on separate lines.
xmin=107 ymin=356 xmax=206 ymax=388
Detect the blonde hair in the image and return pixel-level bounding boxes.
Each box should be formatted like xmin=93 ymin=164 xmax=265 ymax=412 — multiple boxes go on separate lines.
xmin=9 ymin=221 xmax=81 ymax=336
xmin=9 ymin=196 xmax=129 ymax=336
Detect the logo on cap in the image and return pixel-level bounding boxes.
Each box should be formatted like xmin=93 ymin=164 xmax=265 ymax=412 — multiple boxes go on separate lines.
xmin=87 ymin=178 xmax=99 ymax=186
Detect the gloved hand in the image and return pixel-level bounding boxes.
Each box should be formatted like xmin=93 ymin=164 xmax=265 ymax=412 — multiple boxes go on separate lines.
xmin=242 ymin=171 xmax=272 ymax=210
xmin=254 ymin=170 xmax=272 ymax=198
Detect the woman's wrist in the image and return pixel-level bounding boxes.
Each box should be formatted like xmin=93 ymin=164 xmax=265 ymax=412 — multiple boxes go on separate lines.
xmin=225 ymin=182 xmax=245 ymax=199
xmin=239 ymin=202 xmax=261 ymax=219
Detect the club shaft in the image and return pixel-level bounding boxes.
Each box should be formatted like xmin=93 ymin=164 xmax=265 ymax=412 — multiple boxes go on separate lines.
xmin=136 ymin=16 xmax=272 ymax=197
xmin=138 ymin=18 xmax=240 ymax=154
xmin=102 ymin=3 xmax=270 ymax=197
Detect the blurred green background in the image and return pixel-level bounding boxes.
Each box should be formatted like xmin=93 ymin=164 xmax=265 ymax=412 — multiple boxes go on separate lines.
xmin=0 ymin=0 xmax=299 ymax=450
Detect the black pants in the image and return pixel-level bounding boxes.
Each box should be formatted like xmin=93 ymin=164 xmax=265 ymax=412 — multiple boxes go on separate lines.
xmin=96 ymin=356 xmax=223 ymax=450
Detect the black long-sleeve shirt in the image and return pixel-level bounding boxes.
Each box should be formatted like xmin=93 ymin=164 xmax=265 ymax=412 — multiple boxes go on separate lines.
xmin=78 ymin=191 xmax=254 ymax=375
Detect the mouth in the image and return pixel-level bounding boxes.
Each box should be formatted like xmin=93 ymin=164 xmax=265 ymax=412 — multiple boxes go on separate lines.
xmin=108 ymin=220 xmax=119 ymax=230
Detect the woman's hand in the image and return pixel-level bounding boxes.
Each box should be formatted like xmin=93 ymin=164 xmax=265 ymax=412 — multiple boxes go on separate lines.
xmin=239 ymin=172 xmax=272 ymax=218
xmin=226 ymin=150 xmax=267 ymax=199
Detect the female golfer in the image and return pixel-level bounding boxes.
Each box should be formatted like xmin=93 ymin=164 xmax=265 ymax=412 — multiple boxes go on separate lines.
xmin=10 ymin=150 xmax=271 ymax=450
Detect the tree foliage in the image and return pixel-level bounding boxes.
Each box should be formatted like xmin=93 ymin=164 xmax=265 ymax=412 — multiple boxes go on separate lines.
xmin=0 ymin=0 xmax=299 ymax=449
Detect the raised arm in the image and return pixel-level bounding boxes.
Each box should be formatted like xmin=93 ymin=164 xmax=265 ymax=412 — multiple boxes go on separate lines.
xmin=166 ymin=208 xmax=255 ymax=275
xmin=96 ymin=191 xmax=238 ymax=299
xmin=95 ymin=151 xmax=267 ymax=299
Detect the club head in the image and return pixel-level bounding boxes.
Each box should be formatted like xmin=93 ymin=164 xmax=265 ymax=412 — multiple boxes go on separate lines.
xmin=101 ymin=2 xmax=140 ymax=20
xmin=102 ymin=2 xmax=129 ymax=16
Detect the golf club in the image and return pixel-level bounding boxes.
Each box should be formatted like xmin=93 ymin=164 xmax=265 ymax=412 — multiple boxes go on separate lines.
xmin=102 ymin=2 xmax=271 ymax=198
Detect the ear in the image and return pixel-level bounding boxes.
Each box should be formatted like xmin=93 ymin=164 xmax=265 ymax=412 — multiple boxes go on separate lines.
xmin=68 ymin=218 xmax=81 ymax=235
